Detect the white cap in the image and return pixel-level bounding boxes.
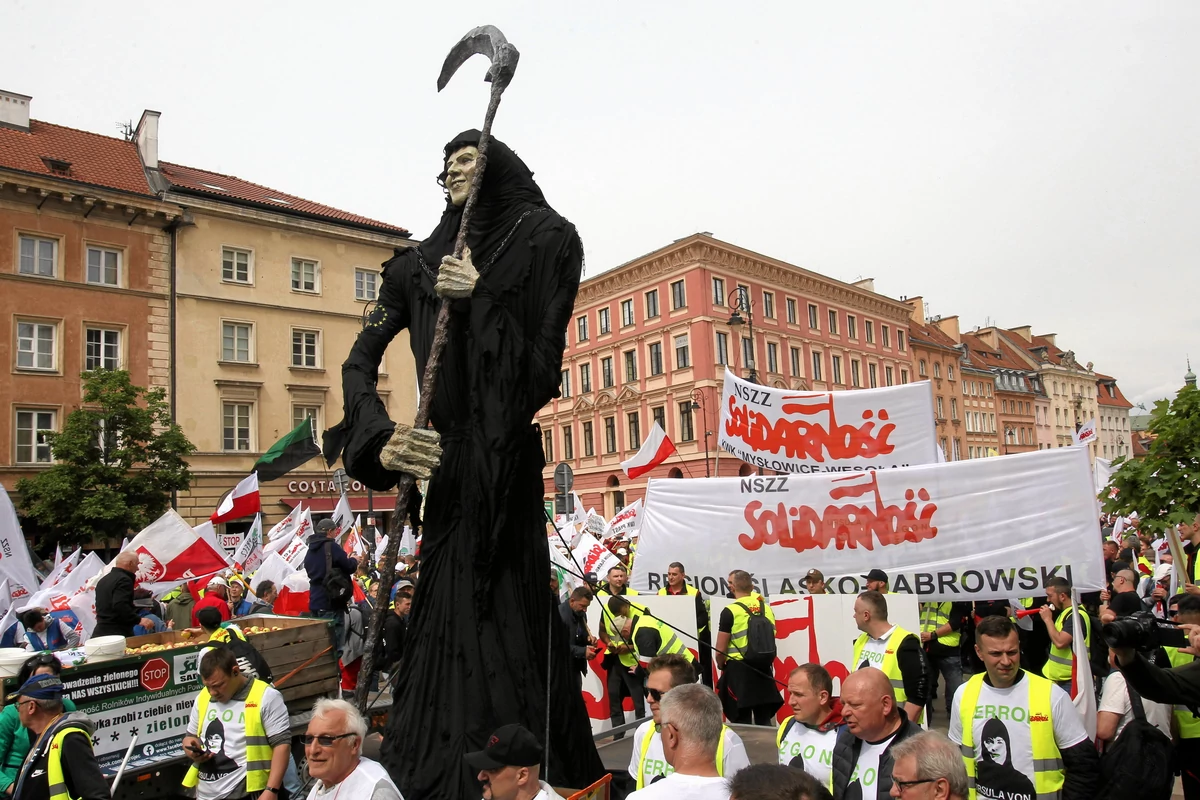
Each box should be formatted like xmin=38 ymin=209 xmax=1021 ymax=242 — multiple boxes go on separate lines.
xmin=207 ymin=576 xmax=229 ymax=588
xmin=1154 ymin=563 xmax=1173 ymax=582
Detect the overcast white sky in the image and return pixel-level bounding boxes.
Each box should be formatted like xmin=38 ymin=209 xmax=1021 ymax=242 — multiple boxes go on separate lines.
xmin=4 ymin=1 xmax=1196 ymax=407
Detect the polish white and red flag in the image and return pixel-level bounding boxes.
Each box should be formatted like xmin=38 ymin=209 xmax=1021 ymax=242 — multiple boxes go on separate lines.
xmin=122 ymin=509 xmax=231 ymax=584
xmin=211 ymin=472 xmax=261 ymax=525
xmin=621 ymin=422 xmax=676 ymax=480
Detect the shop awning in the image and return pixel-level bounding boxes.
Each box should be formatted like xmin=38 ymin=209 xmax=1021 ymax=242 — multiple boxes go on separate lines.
xmin=279 ymin=496 xmax=396 ymax=514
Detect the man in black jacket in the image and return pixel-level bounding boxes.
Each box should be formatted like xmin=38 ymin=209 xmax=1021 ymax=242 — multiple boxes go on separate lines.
xmin=559 ymin=586 xmax=596 ymax=681
xmin=382 ymin=581 xmax=414 ymax=675
xmin=93 ymin=552 xmax=154 ymax=638
xmin=830 ymin=668 xmax=920 ymax=799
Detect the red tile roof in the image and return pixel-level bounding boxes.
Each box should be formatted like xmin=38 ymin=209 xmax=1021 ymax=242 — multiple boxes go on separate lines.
xmin=0 ymin=120 xmax=154 ymax=196
xmin=1095 ymin=373 xmax=1134 ymax=408
xmin=908 ymin=320 xmax=960 ymax=351
xmin=160 ymin=161 xmax=409 ymax=236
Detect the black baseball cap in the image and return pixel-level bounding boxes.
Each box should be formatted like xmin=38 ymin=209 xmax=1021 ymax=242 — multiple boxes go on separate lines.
xmin=6 ymin=674 xmax=64 ymax=703
xmin=866 ymin=569 xmax=888 ymax=583
xmin=464 ymin=724 xmax=543 ymax=770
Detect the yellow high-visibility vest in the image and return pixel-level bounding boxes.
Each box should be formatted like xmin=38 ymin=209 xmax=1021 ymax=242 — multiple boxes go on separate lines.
xmin=919 ymin=602 xmax=961 ymax=648
xmin=1167 ymin=646 xmax=1200 ymax=739
xmin=631 ymin=614 xmax=693 ymax=664
xmin=658 ymin=583 xmax=710 ymax=632
xmin=46 ymin=725 xmax=94 ymax=800
xmin=726 ymin=592 xmax=774 ymax=661
xmin=635 ymin=723 xmax=728 ymax=789
xmin=852 ymin=626 xmax=918 ymax=704
xmin=182 ymin=679 xmax=273 ymax=792
xmin=1042 ymin=607 xmax=1089 ymax=683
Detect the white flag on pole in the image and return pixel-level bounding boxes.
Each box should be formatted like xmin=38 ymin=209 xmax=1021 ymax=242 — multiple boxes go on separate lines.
xmin=1072 ymin=419 xmax=1098 ymax=448
xmin=1070 ymin=591 xmax=1097 ymax=739
xmin=267 ymin=505 xmax=303 ymax=542
xmin=233 ymin=513 xmax=265 ymax=575
xmin=0 ymin=484 xmax=41 ymax=603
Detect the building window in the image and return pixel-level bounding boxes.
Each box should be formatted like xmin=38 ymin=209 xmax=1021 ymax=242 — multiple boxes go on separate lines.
xmin=582 ymin=421 xmax=594 ymax=457
xmin=678 ymin=401 xmax=695 ymax=442
xmin=85 ymin=327 xmax=121 ymax=371
xmin=808 ymin=304 xmax=819 ymax=329
xmin=16 ymin=320 xmax=56 ymax=371
xmin=544 ymin=429 xmax=553 ymax=461
xmin=560 ymin=369 xmax=571 ymax=398
xmin=786 ymin=298 xmax=797 ymax=324
xmin=604 ymin=416 xmax=617 ymax=453
xmin=15 ymin=409 xmax=56 ymax=464
xmin=832 ymin=355 xmax=843 ymax=385
xmin=652 ymin=406 xmax=666 ymax=432
xmin=790 ymin=346 xmax=801 ymax=377
xmin=712 ymin=278 xmax=725 ymax=306
xmin=579 ymin=363 xmax=591 ymax=393
xmin=562 ymin=425 xmax=574 ymax=460
xmin=649 ymin=342 xmax=663 ymax=376
xmin=951 ymin=398 xmax=959 ymax=420
xmin=716 ymin=333 xmax=729 ymax=366
xmin=865 ymin=320 xmax=874 ymax=343
xmin=291 ymin=329 xmax=320 ymax=368
xmin=671 ymin=279 xmax=687 ymax=310
xmin=947 ymin=365 xmax=955 ymax=381
xmin=919 ymin=359 xmax=928 ymax=377
xmin=620 ymin=299 xmax=635 ymax=328
xmin=762 ymin=292 xmax=775 ymax=319
xmin=222 ymin=402 xmax=253 ymax=451
xmin=901 ymin=369 xmax=909 ymax=384
xmin=645 ymin=289 xmax=660 ymax=318
xmin=897 ymin=330 xmax=906 ymax=351
xmin=937 ymin=397 xmax=945 ymax=419
xmin=221 ymin=322 xmax=253 ymax=363
xmin=627 ymin=412 xmax=640 ymax=447
xmin=885 ymin=366 xmax=894 ymax=386
xmin=293 ymin=405 xmax=321 ymax=431
xmin=674 ymin=335 xmax=690 ymax=369
xmin=291 ymin=258 xmax=319 ymax=293
xmin=742 ymin=337 xmax=754 ymax=371
xmin=881 ymin=325 xmax=890 ymax=348
xmin=601 ymin=356 xmax=614 ymax=389
xmin=868 ymin=363 xmax=877 ymax=388
xmin=952 ymin=438 xmax=962 ymax=460
xmin=767 ymin=342 xmax=779 ymax=374
xmin=84 ymin=246 xmax=121 ymax=287
xmin=598 ymin=308 xmax=611 ymax=335
xmin=624 ymin=350 xmax=638 ymax=382
xmin=17 ymin=235 xmax=56 ymax=277
xmin=851 ymin=359 xmax=861 ymax=387
xmin=577 ymin=316 xmax=589 ymax=342
xmin=354 ymin=269 xmax=378 ymax=301
xmin=847 ymin=315 xmax=857 ymax=340
xmin=828 ymin=310 xmax=839 ymax=335
xmin=223 ymin=247 xmax=252 ymax=284
xmin=811 ymin=351 xmax=823 ymax=382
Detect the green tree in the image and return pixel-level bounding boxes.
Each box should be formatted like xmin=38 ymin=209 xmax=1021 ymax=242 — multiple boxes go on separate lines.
xmin=16 ymin=370 xmax=195 ymax=547
xmin=1102 ymin=384 xmax=1200 ymax=534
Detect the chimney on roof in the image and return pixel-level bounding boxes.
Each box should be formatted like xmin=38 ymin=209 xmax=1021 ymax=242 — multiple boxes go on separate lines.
xmin=0 ymin=90 xmax=31 ymax=131
xmin=853 ymin=277 xmax=877 ymax=293
xmin=1008 ymin=325 xmax=1033 ymax=343
xmin=934 ymin=315 xmax=961 ymax=343
xmin=904 ymin=295 xmax=925 ymax=325
xmin=134 ymin=109 xmax=161 ymax=170
xmin=1039 ymin=333 xmax=1057 ymax=347
xmin=976 ymin=326 xmax=998 ymax=349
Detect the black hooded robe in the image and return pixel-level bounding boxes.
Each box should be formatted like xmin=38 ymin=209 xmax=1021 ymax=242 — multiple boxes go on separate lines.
xmin=324 ymin=131 xmax=604 ymax=798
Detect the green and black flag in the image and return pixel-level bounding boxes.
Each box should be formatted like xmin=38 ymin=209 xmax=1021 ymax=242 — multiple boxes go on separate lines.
xmin=253 ymin=417 xmax=321 ymax=482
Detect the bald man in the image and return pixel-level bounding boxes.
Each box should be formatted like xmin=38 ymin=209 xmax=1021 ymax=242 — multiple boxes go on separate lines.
xmin=94 ymin=552 xmax=153 ymax=637
xmin=829 ymin=668 xmax=919 ymax=800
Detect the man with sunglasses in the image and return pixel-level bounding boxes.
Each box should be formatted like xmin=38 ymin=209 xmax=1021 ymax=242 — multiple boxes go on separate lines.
xmin=304 ymin=698 xmax=402 ymax=800
xmin=182 ymin=648 xmax=292 ymax=800
xmin=886 ymin=731 xmax=968 ymax=799
xmin=627 ymin=655 xmax=749 ymax=791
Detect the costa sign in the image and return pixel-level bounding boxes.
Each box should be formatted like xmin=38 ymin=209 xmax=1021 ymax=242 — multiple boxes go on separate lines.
xmin=287 ymin=478 xmax=365 ymax=494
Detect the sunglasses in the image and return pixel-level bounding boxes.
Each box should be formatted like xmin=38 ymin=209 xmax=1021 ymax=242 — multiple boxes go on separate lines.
xmin=644 ymin=688 xmax=664 ymax=702
xmin=302 ymin=733 xmax=357 ymax=746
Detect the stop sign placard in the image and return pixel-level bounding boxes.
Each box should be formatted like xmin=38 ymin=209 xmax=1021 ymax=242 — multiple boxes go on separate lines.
xmin=140 ymin=657 xmax=170 ymax=692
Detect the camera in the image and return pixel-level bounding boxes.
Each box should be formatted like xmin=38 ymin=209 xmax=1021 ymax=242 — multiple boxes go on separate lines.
xmin=1102 ymin=611 xmax=1190 ymax=651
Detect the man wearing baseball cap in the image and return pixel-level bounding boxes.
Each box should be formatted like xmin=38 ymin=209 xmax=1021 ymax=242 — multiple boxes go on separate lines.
xmin=865 ymin=569 xmax=890 ymax=593
xmin=803 ymin=569 xmax=827 ymax=595
xmin=9 ymin=674 xmax=108 ymax=800
xmin=191 ymin=575 xmax=232 ymax=627
xmin=464 ymin=724 xmax=564 ymax=800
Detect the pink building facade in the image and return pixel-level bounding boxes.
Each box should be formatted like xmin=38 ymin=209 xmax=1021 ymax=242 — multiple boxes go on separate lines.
xmin=536 ymin=234 xmax=915 ymax=517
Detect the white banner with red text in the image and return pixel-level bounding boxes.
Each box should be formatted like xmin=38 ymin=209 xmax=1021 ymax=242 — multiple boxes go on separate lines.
xmin=629 ymin=447 xmax=1104 ymax=601
xmin=718 ymin=370 xmax=939 ymax=474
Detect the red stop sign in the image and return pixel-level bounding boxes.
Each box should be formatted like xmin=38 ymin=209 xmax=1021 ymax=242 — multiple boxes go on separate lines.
xmin=140 ymin=657 xmax=170 ymax=692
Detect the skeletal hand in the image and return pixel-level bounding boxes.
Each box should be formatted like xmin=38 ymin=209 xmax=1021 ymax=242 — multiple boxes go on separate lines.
xmin=380 ymin=424 xmax=442 ymax=479
xmin=436 ymin=246 xmax=478 ymax=298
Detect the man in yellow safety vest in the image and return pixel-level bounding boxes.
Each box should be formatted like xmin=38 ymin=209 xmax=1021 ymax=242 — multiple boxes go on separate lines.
xmin=596 ymin=563 xmax=645 ymax=737
xmin=607 ymin=596 xmax=694 ymax=668
xmin=1167 ymin=595 xmax=1200 ymax=798
xmin=1038 ymin=577 xmax=1090 ymax=691
xmin=851 ymin=591 xmax=929 ymax=724
xmin=658 ymin=562 xmax=712 ymax=687
xmin=920 ymin=600 xmax=969 ymax=721
xmin=715 ymin=570 xmax=783 ymax=726
xmin=9 ymin=674 xmax=108 ymax=800
xmin=950 ymin=615 xmax=1098 ymax=800
xmin=182 ymin=647 xmax=292 ymax=800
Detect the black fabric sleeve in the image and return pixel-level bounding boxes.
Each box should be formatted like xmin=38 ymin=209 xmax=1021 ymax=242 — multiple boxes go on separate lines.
xmin=947 ymin=602 xmax=970 ymax=631
xmin=526 ymin=229 xmax=584 ymax=416
xmin=719 ymin=607 xmax=734 ymax=634
xmin=896 ymin=635 xmax=929 ymax=707
xmin=62 ymin=732 xmax=111 ymax=800
xmin=115 ymin=574 xmax=141 ymax=628
xmin=695 ymin=594 xmax=709 ymax=629
xmin=1119 ymin=652 xmax=1200 ymax=707
xmin=1060 ymin=738 xmax=1100 ymax=800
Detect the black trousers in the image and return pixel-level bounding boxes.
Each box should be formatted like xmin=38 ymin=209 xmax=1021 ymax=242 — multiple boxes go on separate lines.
xmin=1180 ymin=737 xmax=1200 ymax=800
xmin=726 ymin=704 xmax=778 ymax=726
xmin=607 ymin=659 xmax=645 ymax=735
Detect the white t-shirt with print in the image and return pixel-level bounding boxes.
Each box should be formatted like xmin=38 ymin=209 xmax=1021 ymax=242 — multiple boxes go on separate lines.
xmin=1098 ymin=670 xmax=1173 ymax=740
xmin=777 ymin=720 xmax=837 ymax=786
xmin=626 ymin=772 xmax=730 ymax=800
xmin=186 ymin=682 xmax=290 ymax=800
xmin=948 ymin=676 xmax=1088 ymax=800
xmin=856 ymin=626 xmax=897 ymax=670
xmin=626 ymin=720 xmax=749 ymax=787
xmin=843 ymin=731 xmax=896 ymax=800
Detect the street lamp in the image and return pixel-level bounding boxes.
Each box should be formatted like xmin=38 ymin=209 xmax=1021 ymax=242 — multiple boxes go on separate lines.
xmin=690 ymin=388 xmax=713 ymax=477
xmin=1003 ymin=425 xmax=1015 ymax=455
xmin=727 ymin=287 xmax=758 ymax=384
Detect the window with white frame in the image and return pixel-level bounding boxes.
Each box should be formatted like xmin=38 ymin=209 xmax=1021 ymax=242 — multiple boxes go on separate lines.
xmin=601 ymin=356 xmax=614 ymax=388
xmin=598 ymin=308 xmax=611 ymax=335
xmin=786 ymin=298 xmax=797 ymax=324
xmin=293 ymin=405 xmax=321 ymax=430
xmin=762 ymin=292 xmax=775 ymax=319
xmin=543 ymin=430 xmax=553 ymax=461
xmin=645 ymin=289 xmax=660 ymax=319
xmin=791 ymin=346 xmax=801 ymax=377
xmin=767 ymin=342 xmax=779 ymax=374
xmin=85 ymin=327 xmax=121 ymax=371
xmin=868 ymin=362 xmax=877 ymax=388
xmin=86 ymin=246 xmax=121 ymax=286
xmin=222 ymin=247 xmax=252 ymax=283
xmin=579 ymin=363 xmax=592 ymax=393
xmin=832 ymin=355 xmax=843 ymax=384
xmin=712 ymin=278 xmax=725 ymax=306
xmin=671 ymin=280 xmax=686 ymax=309
xmin=808 ymin=303 xmax=820 ymax=329
xmin=674 ymin=335 xmax=690 ymax=369
xmin=16 ymin=320 xmax=56 ymax=371
xmin=627 ymin=412 xmax=640 ymax=448
xmin=577 ymin=316 xmax=589 ymax=342
xmin=582 ymin=421 xmax=594 ymax=457
xmin=221 ymin=322 xmax=253 ymax=363
xmin=828 ymin=309 xmax=839 ymax=335
xmin=291 ymin=258 xmax=319 ymax=292
xmin=18 ymin=235 xmax=57 ymax=277
xmin=897 ymin=330 xmax=906 ymax=351
xmin=716 ymin=333 xmax=729 ymax=367
xmin=847 ymin=315 xmax=857 ymax=339
xmin=604 ymin=416 xmax=617 ymax=453
xmin=291 ymin=329 xmax=320 ymax=368
xmin=562 ymin=425 xmax=574 ymax=459
xmin=851 ymin=359 xmax=861 ymax=387
xmin=222 ymin=402 xmax=253 ymax=451
xmin=678 ymin=401 xmax=695 ymax=442
xmin=15 ymin=409 xmax=56 ymax=464
xmin=881 ymin=325 xmax=891 ymax=348
xmin=355 ymin=269 xmax=378 ymax=301
xmin=885 ymin=366 xmax=894 ymax=386
xmin=865 ymin=320 xmax=874 ymax=343
xmin=648 ymin=342 xmax=663 ymax=376
xmin=811 ymin=351 xmax=823 ymax=381
xmin=560 ymin=369 xmax=571 ymax=398
xmin=620 ymin=299 xmax=635 ymax=327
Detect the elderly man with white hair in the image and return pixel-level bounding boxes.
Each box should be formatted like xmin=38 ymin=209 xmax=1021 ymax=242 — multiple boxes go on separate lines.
xmin=627 ymin=683 xmax=731 ymax=799
xmin=305 ymin=698 xmax=404 ymax=800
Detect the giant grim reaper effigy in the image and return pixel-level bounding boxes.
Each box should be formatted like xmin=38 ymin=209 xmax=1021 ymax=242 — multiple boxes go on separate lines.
xmin=322 ymin=25 xmax=605 ymax=799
